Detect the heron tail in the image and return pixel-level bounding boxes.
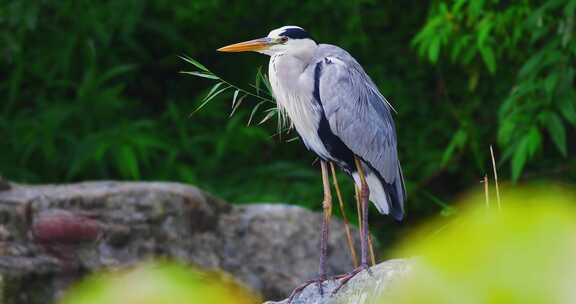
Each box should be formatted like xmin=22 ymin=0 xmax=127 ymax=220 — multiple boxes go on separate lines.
xmin=354 ymin=164 xmax=405 ymax=221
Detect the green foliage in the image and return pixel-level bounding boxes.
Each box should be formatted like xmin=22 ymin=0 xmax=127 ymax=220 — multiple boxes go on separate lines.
xmin=181 ymin=55 xmax=279 ymax=127
xmin=413 ymin=0 xmax=576 ymax=181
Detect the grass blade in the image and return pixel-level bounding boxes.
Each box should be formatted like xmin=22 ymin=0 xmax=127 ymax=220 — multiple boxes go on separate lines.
xmin=247 ymin=100 xmax=265 ymax=126
xmin=191 ymin=83 xmax=230 ymax=115
xmin=179 ymin=55 xmax=210 ymax=72
xmin=180 ymin=71 xmax=220 ymax=80
xmin=490 ymin=145 xmax=501 ymax=211
xmin=249 ymin=83 xmax=273 ymax=97
xmin=231 ymin=89 xmax=240 ymax=109
xmin=204 ymin=82 xmax=225 ymax=100
xmin=204 ymin=86 xmax=230 ymax=104
xmin=255 ymin=67 xmax=262 ymax=96
xmin=261 ymin=73 xmax=273 ymax=98
xmin=230 ymin=94 xmax=246 ymax=117
xmin=258 ymin=109 xmax=276 ymax=125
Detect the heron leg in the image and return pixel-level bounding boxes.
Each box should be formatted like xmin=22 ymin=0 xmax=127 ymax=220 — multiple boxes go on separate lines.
xmin=332 ymin=157 xmax=372 ymax=295
xmin=355 ymin=157 xmax=369 ymax=268
xmin=287 ymin=160 xmax=332 ymax=303
xmin=318 ymin=160 xmax=332 ymax=292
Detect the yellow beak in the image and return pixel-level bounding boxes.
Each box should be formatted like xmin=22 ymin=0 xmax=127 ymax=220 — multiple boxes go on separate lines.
xmin=217 ymin=38 xmax=272 ymax=53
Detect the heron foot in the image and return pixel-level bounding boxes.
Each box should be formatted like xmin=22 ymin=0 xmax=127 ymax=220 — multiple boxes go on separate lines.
xmin=332 ymin=264 xmax=372 ymax=295
xmin=287 ymin=276 xmax=330 ymax=303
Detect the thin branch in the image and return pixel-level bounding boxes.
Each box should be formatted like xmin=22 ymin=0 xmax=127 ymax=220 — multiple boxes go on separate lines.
xmin=490 ymin=145 xmax=501 ymax=211
xmin=330 ymin=162 xmax=358 ymax=267
xmin=368 ymin=233 xmax=376 ymax=266
xmin=217 ymin=77 xmax=275 ymax=104
xmin=482 ymin=175 xmax=490 ymax=209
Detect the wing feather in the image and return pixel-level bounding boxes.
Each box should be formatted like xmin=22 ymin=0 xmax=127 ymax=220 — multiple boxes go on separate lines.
xmin=313 ymin=47 xmax=396 ymax=181
xmin=310 ymin=45 xmax=406 ymax=214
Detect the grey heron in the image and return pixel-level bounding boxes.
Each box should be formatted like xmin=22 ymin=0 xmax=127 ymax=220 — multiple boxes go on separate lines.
xmin=218 ymin=25 xmax=406 ymax=295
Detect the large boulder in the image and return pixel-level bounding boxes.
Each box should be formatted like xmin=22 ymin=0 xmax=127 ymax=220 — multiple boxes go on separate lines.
xmin=0 ymin=181 xmax=361 ymax=303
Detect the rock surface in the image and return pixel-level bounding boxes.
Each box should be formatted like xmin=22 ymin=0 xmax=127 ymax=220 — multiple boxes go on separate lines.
xmin=0 ymin=181 xmax=361 ymax=303
xmin=266 ymin=259 xmax=413 ymax=304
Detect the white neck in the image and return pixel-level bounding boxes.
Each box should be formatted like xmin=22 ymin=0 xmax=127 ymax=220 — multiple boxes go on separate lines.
xmin=269 ymin=54 xmax=309 ymax=91
xmin=286 ymin=40 xmax=317 ymax=62
xmin=267 ymin=46 xmax=330 ymax=160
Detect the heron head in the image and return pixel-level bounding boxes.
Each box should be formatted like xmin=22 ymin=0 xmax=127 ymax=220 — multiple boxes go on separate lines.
xmin=217 ymin=26 xmax=317 ymax=58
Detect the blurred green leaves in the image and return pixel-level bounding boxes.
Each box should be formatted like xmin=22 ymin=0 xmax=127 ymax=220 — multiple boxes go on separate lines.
xmin=386 ymin=186 xmax=576 ymax=303
xmin=61 ymin=261 xmax=260 ymax=304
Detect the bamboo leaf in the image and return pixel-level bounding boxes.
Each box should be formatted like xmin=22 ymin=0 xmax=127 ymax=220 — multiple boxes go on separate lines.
xmin=526 ymin=126 xmax=541 ymax=158
xmin=192 ymin=84 xmax=230 ymax=115
xmin=558 ymin=96 xmax=576 ymax=126
xmin=179 ymin=55 xmax=210 ymax=72
xmin=116 ymin=146 xmax=140 ymax=179
xmin=519 ymin=51 xmax=545 ymax=79
xmin=511 ymin=139 xmax=528 ymax=182
xmin=231 ymin=89 xmax=240 ymax=109
xmin=261 ymin=73 xmax=273 ymax=99
xmin=180 ymin=71 xmax=219 ymax=80
xmin=204 ymin=86 xmax=230 ymax=104
xmin=428 ymin=38 xmax=441 ymax=63
xmin=479 ymin=45 xmax=496 ymax=74
xmin=204 ymin=82 xmax=225 ymax=101
xmin=542 ymin=111 xmax=567 ymax=157
xmin=99 ymin=64 xmax=136 ymax=84
xmin=512 ymin=127 xmax=541 ymax=181
xmin=258 ymin=109 xmax=276 ymax=125
xmin=441 ymin=129 xmax=468 ymax=166
xmin=255 ymin=67 xmax=263 ymax=96
xmin=477 ymin=18 xmax=493 ymax=47
xmin=230 ymin=94 xmax=246 ymax=117
xmin=544 ymin=72 xmax=559 ymax=96
xmin=247 ymin=100 xmax=265 ymax=126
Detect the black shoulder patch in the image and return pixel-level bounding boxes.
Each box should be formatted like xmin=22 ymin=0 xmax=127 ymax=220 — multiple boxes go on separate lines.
xmin=281 ymin=28 xmax=310 ymax=40
xmin=313 ymin=61 xmax=323 ymax=103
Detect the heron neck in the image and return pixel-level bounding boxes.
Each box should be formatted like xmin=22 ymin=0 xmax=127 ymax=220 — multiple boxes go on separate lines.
xmin=271 ymin=49 xmax=315 ymax=78
xmin=290 ymin=43 xmax=316 ymax=65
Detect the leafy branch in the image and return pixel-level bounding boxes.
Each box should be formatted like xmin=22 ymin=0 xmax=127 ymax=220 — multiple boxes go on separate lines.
xmin=413 ymin=0 xmax=576 ymax=181
xmin=179 ymin=55 xmax=284 ymax=129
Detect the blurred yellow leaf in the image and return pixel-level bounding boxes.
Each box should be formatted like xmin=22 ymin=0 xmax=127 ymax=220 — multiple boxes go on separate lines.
xmin=60 ymin=261 xmax=260 ymax=304
xmin=385 ymin=185 xmax=576 ymax=304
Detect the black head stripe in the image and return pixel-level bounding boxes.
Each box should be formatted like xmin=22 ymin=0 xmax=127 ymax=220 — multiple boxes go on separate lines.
xmin=281 ymin=28 xmax=310 ymax=39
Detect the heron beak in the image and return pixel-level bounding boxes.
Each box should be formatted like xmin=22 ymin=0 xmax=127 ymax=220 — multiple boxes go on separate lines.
xmin=217 ymin=38 xmax=273 ymax=52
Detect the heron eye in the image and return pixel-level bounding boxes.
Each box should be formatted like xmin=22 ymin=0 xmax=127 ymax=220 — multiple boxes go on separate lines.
xmin=280 ymin=37 xmax=288 ymax=43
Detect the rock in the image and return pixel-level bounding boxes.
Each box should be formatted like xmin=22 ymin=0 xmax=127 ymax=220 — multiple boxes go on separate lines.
xmin=220 ymin=204 xmax=362 ymax=298
xmin=0 ymin=181 xmax=361 ymax=303
xmin=265 ymin=259 xmax=413 ymax=304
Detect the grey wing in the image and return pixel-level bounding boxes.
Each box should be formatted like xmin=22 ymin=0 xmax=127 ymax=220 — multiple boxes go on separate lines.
xmin=314 ymin=47 xmax=406 ymax=216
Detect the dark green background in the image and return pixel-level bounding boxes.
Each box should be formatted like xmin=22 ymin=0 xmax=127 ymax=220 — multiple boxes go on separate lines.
xmin=1 ymin=0 xmax=575 ymax=250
